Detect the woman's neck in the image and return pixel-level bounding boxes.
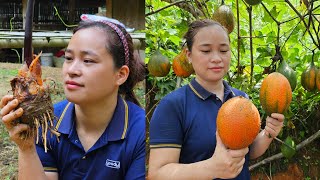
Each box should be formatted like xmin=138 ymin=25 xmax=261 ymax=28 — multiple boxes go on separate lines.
xmin=74 ymin=94 xmax=118 ymax=133
xmin=195 ymin=77 xmax=224 ymax=100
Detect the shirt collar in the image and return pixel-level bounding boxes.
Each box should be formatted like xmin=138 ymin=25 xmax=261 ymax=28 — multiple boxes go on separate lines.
xmin=188 ymin=78 xmax=236 ymax=101
xmin=54 ymin=96 xmax=129 ymax=141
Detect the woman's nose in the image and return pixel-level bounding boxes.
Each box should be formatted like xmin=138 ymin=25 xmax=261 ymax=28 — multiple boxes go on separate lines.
xmin=210 ymin=52 xmax=222 ymax=63
xmin=64 ymin=60 xmax=81 ymax=76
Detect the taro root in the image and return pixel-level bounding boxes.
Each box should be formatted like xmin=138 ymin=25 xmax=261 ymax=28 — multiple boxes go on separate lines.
xmin=10 ymin=52 xmax=60 ymax=152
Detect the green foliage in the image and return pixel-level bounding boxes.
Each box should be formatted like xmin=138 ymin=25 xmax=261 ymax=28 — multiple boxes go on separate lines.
xmin=146 ymin=0 xmax=320 ymax=118
xmin=146 ymin=1 xmax=320 ymax=175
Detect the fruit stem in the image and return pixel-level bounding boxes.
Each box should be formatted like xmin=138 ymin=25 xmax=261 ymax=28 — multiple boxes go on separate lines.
xmin=262 ymin=128 xmax=295 ymax=150
xmin=311 ymin=50 xmax=315 ymax=65
xmin=175 ymin=77 xmax=182 ymax=89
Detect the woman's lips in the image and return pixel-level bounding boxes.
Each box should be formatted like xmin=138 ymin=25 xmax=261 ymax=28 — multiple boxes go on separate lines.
xmin=65 ymin=80 xmax=84 ymax=90
xmin=209 ymin=67 xmax=223 ymax=72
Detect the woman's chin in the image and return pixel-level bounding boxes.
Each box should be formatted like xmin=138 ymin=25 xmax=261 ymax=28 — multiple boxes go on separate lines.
xmin=64 ymin=92 xmax=84 ymax=104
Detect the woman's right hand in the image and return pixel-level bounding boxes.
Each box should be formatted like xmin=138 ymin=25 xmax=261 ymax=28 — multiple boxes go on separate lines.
xmin=0 ymin=95 xmax=34 ymax=151
xmin=209 ymin=132 xmax=249 ymax=179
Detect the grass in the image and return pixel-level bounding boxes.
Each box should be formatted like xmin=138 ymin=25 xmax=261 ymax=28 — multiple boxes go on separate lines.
xmin=0 ymin=63 xmax=64 ymax=179
xmin=0 ymin=62 xmax=146 ymax=179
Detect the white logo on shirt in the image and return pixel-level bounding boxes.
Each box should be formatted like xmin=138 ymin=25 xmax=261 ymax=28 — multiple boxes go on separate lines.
xmin=105 ymin=159 xmax=120 ymax=169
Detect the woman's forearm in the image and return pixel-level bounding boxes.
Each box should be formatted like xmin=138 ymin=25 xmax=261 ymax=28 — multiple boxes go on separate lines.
xmin=149 ymin=159 xmax=216 ymax=180
xmin=250 ymin=130 xmax=273 ymax=159
xmin=18 ymin=147 xmax=49 ymax=180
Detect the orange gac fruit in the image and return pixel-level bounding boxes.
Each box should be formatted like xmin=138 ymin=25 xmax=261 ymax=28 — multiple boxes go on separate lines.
xmin=259 ymin=72 xmax=292 ymax=116
xmin=217 ymin=96 xmax=261 ymax=149
xmin=172 ymin=47 xmax=194 ymax=78
xmin=315 ymin=68 xmax=320 ymax=91
xmin=301 ymin=62 xmax=317 ymax=91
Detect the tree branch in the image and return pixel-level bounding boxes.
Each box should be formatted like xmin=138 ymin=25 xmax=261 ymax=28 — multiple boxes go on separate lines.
xmin=310 ymin=5 xmax=320 ymax=43
xmin=312 ymin=14 xmax=320 ymax=23
xmin=248 ymin=6 xmax=254 ymax=85
xmin=280 ymin=3 xmax=320 ymax=25
xmin=284 ymin=0 xmax=319 ymax=49
xmin=249 ymin=130 xmax=320 ymax=171
xmin=281 ymin=20 xmax=302 ymax=51
xmin=160 ymin=0 xmax=204 ymax=17
xmin=261 ymin=2 xmax=280 ymax=25
xmin=236 ymin=0 xmax=241 ymax=75
xmin=146 ymin=0 xmax=189 ymax=16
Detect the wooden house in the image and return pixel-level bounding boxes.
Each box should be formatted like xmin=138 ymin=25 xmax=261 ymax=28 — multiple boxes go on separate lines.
xmin=0 ymin=0 xmax=145 ymax=64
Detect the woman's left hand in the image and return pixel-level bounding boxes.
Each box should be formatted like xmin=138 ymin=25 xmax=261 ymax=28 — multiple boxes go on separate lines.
xmin=264 ymin=113 xmax=284 ymax=138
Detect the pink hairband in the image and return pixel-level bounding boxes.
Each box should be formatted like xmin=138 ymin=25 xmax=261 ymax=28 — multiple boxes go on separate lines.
xmin=80 ymin=14 xmax=130 ymax=65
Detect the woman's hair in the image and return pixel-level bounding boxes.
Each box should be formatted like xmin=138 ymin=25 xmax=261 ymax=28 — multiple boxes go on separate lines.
xmin=74 ymin=21 xmax=145 ymax=106
xmin=183 ymin=19 xmax=229 ymax=51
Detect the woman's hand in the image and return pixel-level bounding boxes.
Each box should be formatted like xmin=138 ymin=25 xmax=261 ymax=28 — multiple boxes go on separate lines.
xmin=0 ymin=95 xmax=35 ymax=151
xmin=264 ymin=113 xmax=284 ymax=138
xmin=209 ymin=132 xmax=249 ymax=179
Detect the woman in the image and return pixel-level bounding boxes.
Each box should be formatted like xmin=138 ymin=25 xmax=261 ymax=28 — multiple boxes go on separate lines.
xmin=0 ymin=15 xmax=145 ymax=180
xmin=148 ymin=19 xmax=284 ymax=180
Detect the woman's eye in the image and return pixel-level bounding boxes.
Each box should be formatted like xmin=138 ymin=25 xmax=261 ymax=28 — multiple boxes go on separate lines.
xmin=84 ymin=59 xmax=95 ymax=63
xmin=201 ymin=50 xmax=210 ymax=53
xmin=220 ymin=50 xmax=229 ymax=53
xmin=64 ymin=56 xmax=72 ymax=61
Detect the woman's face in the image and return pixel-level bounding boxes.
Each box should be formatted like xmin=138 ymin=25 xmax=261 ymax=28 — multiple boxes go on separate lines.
xmin=63 ymin=27 xmax=127 ymax=104
xmin=187 ymin=25 xmax=231 ymax=83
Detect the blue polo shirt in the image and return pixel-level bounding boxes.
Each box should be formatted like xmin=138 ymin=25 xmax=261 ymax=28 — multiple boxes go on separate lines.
xmin=36 ymin=96 xmax=145 ymax=180
xmin=150 ymin=78 xmax=250 ymax=180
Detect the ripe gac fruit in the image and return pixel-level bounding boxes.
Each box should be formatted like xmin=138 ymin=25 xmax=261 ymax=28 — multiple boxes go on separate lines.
xmin=172 ymin=47 xmax=194 ymax=78
xmin=259 ymin=72 xmax=292 ymax=116
xmin=217 ymin=96 xmax=261 ymax=149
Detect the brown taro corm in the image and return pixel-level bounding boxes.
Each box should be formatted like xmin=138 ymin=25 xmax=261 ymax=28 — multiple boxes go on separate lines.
xmin=10 ymin=52 xmax=60 ymax=152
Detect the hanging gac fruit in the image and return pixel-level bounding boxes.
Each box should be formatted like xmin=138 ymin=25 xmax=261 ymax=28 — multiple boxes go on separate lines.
xmin=259 ymin=72 xmax=292 ymax=116
xmin=316 ymin=67 xmax=320 ymax=91
xmin=172 ymin=47 xmax=194 ymax=78
xmin=212 ymin=3 xmax=235 ymax=34
xmin=244 ymin=0 xmax=263 ymax=6
xmin=147 ymin=50 xmax=171 ymax=77
xmin=277 ymin=60 xmax=297 ymax=91
xmin=301 ymin=57 xmax=316 ymax=91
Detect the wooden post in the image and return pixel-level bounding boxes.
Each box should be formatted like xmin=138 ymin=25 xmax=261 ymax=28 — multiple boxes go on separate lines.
xmin=68 ymin=0 xmax=76 ymax=25
xmin=106 ymin=0 xmax=112 ymax=17
xmin=111 ymin=0 xmax=145 ymax=30
xmin=22 ymin=0 xmax=28 ymax=65
xmin=24 ymin=0 xmax=35 ymax=67
xmin=22 ymin=0 xmax=27 ymax=29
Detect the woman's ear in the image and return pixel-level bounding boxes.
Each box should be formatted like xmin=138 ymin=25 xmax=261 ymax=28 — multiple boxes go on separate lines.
xmin=116 ymin=65 xmax=130 ymax=86
xmin=186 ymin=49 xmax=192 ymax=63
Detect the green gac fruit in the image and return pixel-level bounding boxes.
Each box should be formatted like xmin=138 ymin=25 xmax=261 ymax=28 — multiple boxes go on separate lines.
xmin=277 ymin=60 xmax=297 ymax=91
xmin=147 ymin=50 xmax=171 ymax=77
xmin=212 ymin=5 xmax=235 ymax=34
xmin=281 ymin=136 xmax=296 ymax=159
